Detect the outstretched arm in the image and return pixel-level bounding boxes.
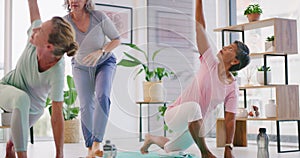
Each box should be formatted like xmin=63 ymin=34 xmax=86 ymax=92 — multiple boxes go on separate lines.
xmin=28 ymin=0 xmax=41 ymax=23
xmin=195 ymin=0 xmax=210 ymax=55
xmin=224 ymin=111 xmax=236 ymax=158
xmin=51 ymin=101 xmax=64 ymax=158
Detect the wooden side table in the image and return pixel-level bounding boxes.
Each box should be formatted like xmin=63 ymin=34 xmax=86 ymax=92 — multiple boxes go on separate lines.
xmin=136 ymin=101 xmax=170 ymax=142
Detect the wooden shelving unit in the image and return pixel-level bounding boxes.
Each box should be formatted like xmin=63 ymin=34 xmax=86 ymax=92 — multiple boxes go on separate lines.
xmin=214 ymin=18 xmax=300 ymax=153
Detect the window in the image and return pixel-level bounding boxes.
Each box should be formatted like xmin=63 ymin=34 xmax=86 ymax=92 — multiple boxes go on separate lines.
xmin=0 ymin=0 xmax=4 ymax=78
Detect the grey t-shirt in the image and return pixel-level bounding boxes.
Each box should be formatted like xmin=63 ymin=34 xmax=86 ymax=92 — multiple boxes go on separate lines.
xmin=64 ymin=10 xmax=120 ymax=66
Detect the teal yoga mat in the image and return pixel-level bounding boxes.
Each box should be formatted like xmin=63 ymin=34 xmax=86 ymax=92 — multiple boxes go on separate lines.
xmin=116 ymin=151 xmax=199 ymax=158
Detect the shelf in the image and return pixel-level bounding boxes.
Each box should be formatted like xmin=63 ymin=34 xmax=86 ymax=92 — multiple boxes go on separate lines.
xmin=214 ymin=17 xmax=298 ymax=55
xmin=239 ymin=84 xmax=298 ymax=89
xmin=239 ymin=85 xmax=299 ymax=120
xmin=249 ymin=51 xmax=288 ymax=58
xmin=214 ymin=18 xmax=294 ymax=32
xmin=215 ymin=17 xmax=300 ymax=152
xmin=218 ymin=117 xmax=300 ymax=121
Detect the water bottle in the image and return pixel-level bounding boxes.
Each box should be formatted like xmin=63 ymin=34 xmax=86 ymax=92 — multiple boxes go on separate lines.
xmin=103 ymin=140 xmax=117 ymax=158
xmin=257 ymin=128 xmax=269 ymax=158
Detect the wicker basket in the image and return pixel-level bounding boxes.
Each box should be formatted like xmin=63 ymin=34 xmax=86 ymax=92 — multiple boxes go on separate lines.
xmin=64 ymin=119 xmax=80 ymax=143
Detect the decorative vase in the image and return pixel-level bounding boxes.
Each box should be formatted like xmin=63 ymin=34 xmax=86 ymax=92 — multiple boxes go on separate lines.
xmin=265 ymin=99 xmax=276 ymax=118
xmin=256 ymin=71 xmax=271 ymax=85
xmin=143 ymin=81 xmax=164 ymax=102
xmin=265 ymin=41 xmax=274 ymax=52
xmin=64 ymin=119 xmax=80 ymax=143
xmin=1 ymin=112 xmax=12 ymax=126
xmin=236 ymin=108 xmax=248 ymax=118
xmin=247 ymin=13 xmax=260 ymax=22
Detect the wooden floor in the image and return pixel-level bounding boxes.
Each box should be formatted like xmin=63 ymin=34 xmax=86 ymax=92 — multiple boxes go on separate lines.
xmin=0 ymin=138 xmax=300 ymax=158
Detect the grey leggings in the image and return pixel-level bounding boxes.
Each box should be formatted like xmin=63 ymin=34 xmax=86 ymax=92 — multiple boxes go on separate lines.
xmin=0 ymin=84 xmax=43 ymax=152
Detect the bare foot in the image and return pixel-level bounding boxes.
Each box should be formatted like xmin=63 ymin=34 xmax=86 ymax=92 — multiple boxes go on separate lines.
xmin=5 ymin=140 xmax=16 ymax=158
xmin=94 ymin=149 xmax=103 ymax=157
xmin=86 ymin=147 xmax=95 ymax=158
xmin=140 ymin=134 xmax=153 ymax=154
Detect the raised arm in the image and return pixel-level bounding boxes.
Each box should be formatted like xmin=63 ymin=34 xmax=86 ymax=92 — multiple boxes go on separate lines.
xmin=195 ymin=0 xmax=210 ymax=55
xmin=27 ymin=0 xmax=41 ymax=23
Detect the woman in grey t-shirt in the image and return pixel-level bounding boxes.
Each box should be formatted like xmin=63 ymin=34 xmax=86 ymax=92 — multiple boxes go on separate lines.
xmin=63 ymin=0 xmax=120 ymax=157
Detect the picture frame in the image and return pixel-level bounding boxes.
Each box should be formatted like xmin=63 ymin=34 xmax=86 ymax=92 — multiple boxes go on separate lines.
xmin=95 ymin=3 xmax=133 ymax=44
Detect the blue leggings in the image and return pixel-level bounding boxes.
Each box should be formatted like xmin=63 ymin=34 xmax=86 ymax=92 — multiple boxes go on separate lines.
xmin=72 ymin=55 xmax=116 ymax=147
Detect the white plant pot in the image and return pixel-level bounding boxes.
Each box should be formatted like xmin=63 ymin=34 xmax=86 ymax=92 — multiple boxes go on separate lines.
xmin=1 ymin=112 xmax=12 ymax=126
xmin=143 ymin=81 xmax=164 ymax=102
xmin=256 ymin=71 xmax=271 ymax=85
xmin=265 ymin=41 xmax=274 ymax=52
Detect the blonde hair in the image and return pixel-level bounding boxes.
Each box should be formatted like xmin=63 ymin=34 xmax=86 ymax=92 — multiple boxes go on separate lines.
xmin=64 ymin=0 xmax=95 ymax=13
xmin=48 ymin=17 xmax=78 ymax=57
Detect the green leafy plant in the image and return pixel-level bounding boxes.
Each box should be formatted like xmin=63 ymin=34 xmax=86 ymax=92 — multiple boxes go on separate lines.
xmin=157 ymin=106 xmax=172 ymax=133
xmin=117 ymin=43 xmax=174 ymax=82
xmin=257 ymin=65 xmax=271 ymax=71
xmin=46 ymin=75 xmax=79 ymax=121
xmin=244 ymin=4 xmax=263 ymax=15
xmin=231 ymin=71 xmax=238 ymax=77
xmin=266 ymin=35 xmax=274 ymax=42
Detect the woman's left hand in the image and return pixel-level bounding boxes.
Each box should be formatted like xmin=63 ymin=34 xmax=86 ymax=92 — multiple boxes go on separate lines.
xmin=83 ymin=49 xmax=104 ymax=66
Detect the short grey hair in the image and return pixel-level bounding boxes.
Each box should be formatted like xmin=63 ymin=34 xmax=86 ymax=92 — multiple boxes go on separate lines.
xmin=64 ymin=0 xmax=95 ymax=13
xmin=229 ymin=41 xmax=250 ymax=71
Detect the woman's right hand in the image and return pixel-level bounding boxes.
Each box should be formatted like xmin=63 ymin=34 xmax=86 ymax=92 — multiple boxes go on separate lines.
xmin=82 ymin=49 xmax=105 ymax=66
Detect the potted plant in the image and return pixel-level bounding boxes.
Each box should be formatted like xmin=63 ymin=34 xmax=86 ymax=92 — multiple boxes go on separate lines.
xmin=157 ymin=105 xmax=173 ymax=133
xmin=265 ymin=35 xmax=274 ymax=52
xmin=46 ymin=75 xmax=80 ymax=143
xmin=117 ymin=43 xmax=174 ymax=102
xmin=256 ymin=65 xmax=271 ymax=85
xmin=244 ymin=4 xmax=263 ymax=22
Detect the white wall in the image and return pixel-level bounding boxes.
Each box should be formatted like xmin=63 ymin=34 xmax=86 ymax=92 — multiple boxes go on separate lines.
xmin=95 ymin=0 xmax=149 ymax=140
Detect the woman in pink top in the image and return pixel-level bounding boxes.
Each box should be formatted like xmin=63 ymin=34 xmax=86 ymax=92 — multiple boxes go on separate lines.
xmin=140 ymin=0 xmax=250 ymax=158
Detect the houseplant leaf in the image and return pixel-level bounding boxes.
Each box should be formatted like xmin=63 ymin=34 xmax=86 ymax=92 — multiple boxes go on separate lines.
xmin=117 ymin=59 xmax=141 ymax=67
xmin=152 ymin=48 xmax=165 ymax=61
xmin=123 ymin=43 xmax=148 ymax=61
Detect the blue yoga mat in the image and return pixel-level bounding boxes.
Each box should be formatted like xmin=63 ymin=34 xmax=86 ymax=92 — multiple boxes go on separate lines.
xmin=116 ymin=152 xmax=199 ymax=158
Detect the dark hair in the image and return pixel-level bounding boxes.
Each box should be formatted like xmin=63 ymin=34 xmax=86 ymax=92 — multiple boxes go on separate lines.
xmin=229 ymin=41 xmax=250 ymax=71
